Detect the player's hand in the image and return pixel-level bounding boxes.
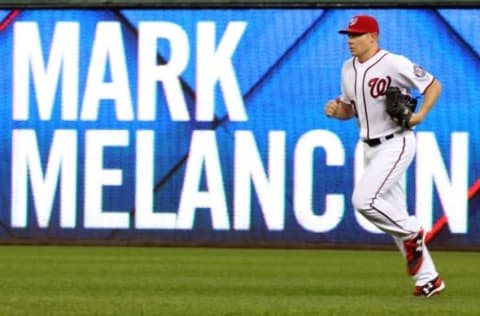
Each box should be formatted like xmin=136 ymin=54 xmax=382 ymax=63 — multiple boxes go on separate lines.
xmin=325 ymin=99 xmax=340 ymax=117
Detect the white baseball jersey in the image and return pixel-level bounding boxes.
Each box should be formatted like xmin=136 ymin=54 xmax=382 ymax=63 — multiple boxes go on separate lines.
xmin=339 ymin=49 xmax=435 ymax=140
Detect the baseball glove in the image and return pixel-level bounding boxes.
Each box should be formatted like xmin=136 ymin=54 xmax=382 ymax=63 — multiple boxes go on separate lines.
xmin=385 ymin=86 xmax=418 ymax=129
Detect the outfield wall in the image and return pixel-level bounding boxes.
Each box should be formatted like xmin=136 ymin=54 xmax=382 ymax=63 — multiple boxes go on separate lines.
xmin=1 ymin=0 xmax=479 ymax=8
xmin=0 ymin=7 xmax=479 ymax=248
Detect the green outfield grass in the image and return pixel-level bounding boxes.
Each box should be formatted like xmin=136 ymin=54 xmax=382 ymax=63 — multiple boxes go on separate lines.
xmin=0 ymin=245 xmax=478 ymax=316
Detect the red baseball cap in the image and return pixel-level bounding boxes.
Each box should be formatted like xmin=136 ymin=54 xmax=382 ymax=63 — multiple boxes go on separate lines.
xmin=339 ymin=15 xmax=379 ymax=35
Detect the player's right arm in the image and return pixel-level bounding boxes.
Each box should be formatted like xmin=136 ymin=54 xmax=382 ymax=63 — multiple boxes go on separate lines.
xmin=324 ymin=99 xmax=355 ymax=120
xmin=326 ymin=62 xmax=356 ymax=120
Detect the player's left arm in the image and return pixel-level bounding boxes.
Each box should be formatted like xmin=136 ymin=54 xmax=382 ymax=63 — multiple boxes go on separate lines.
xmin=408 ymin=78 xmax=442 ymax=127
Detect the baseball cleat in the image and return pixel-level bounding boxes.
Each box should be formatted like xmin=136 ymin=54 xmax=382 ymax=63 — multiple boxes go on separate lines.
xmin=404 ymin=229 xmax=424 ymax=275
xmin=413 ymin=276 xmax=446 ymax=297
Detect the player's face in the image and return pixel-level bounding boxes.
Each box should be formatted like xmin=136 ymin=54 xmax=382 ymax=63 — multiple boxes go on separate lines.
xmin=347 ymin=33 xmax=378 ymax=62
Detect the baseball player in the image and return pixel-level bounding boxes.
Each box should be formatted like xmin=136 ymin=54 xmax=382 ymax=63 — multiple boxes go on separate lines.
xmin=324 ymin=15 xmax=445 ymax=297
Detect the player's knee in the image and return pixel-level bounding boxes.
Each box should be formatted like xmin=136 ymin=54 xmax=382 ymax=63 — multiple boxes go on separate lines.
xmin=351 ymin=190 xmax=371 ymax=211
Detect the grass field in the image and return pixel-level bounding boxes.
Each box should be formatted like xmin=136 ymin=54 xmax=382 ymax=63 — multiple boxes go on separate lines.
xmin=0 ymin=246 xmax=478 ymax=315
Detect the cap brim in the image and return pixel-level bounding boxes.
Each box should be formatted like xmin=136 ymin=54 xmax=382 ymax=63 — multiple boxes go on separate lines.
xmin=338 ymin=28 xmax=367 ymax=34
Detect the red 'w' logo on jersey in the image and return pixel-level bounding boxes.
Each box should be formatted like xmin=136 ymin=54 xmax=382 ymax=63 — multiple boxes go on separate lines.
xmin=368 ymin=76 xmax=392 ymax=98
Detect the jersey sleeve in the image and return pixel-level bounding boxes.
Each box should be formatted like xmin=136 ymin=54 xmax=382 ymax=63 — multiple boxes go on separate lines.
xmin=339 ymin=60 xmax=351 ymax=103
xmin=393 ymin=55 xmax=435 ymax=94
